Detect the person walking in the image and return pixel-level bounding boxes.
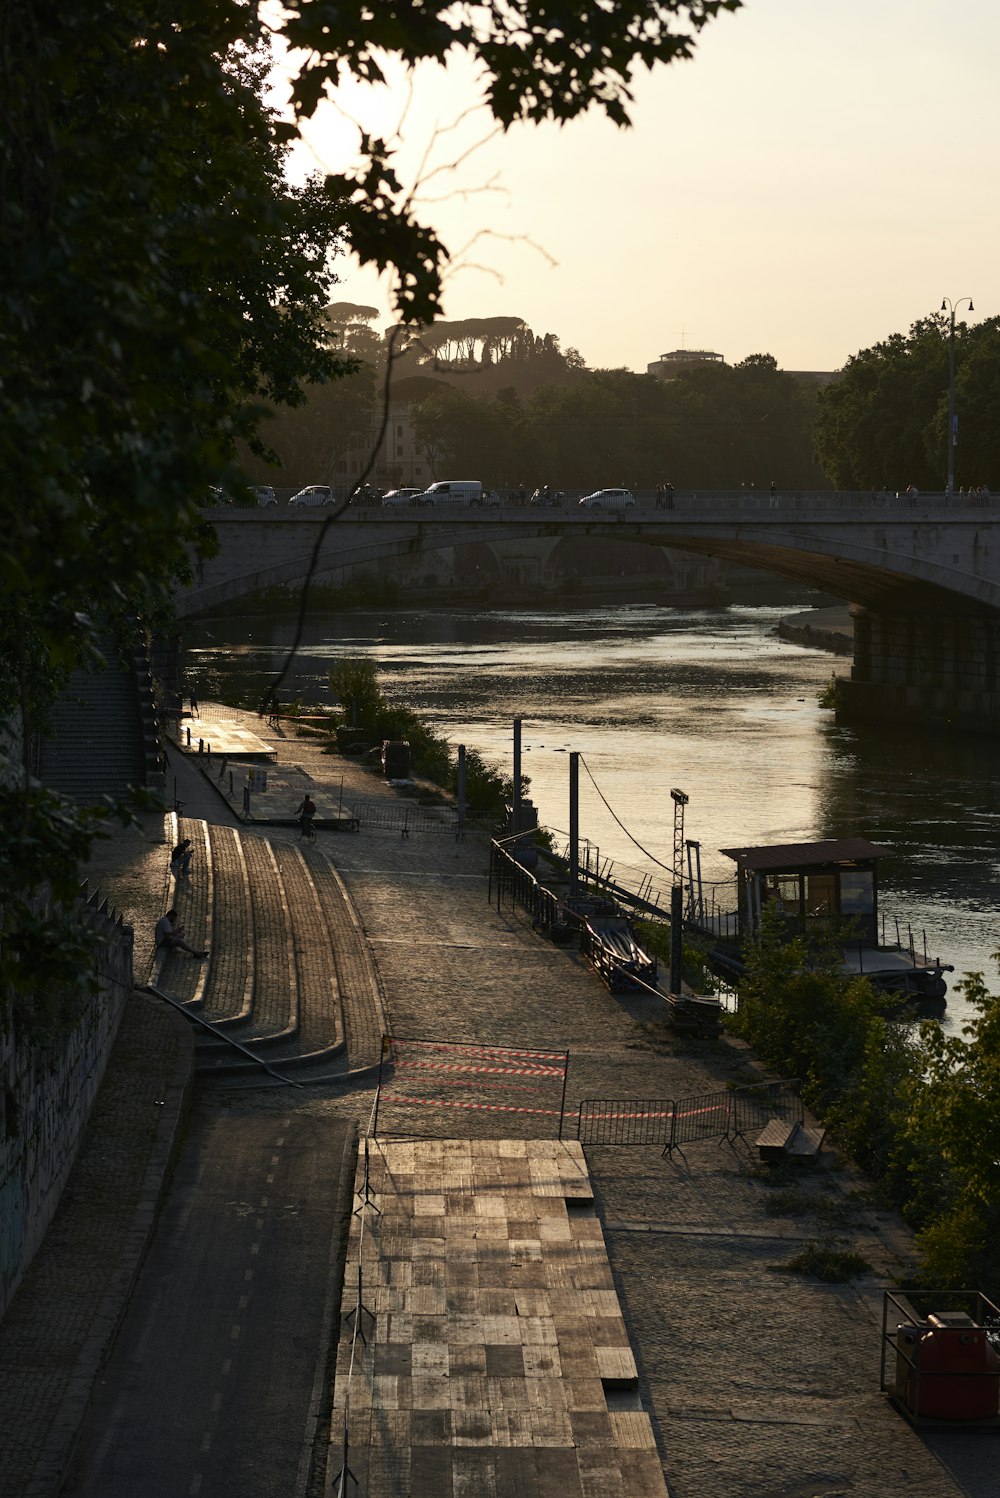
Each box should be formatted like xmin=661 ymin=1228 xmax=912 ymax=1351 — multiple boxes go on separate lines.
xmin=189 ymin=692 xmax=199 ymax=719
xmin=296 ymin=793 xmax=317 ymax=838
xmin=154 ymin=909 xmax=207 ymax=958
xmin=170 ymin=838 xmax=193 ymax=878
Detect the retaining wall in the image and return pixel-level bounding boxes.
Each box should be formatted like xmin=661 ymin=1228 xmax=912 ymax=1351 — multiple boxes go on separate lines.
xmin=0 ymin=890 xmax=133 ymax=1321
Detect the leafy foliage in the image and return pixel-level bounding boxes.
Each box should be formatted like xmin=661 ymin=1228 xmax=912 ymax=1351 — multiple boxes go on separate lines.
xmin=900 ymin=962 xmax=1000 ymax=1289
xmin=409 ymin=359 xmax=827 ymax=488
xmin=2 ymin=0 xmax=740 ymax=1022
xmin=729 ymin=910 xmax=918 ymax=1180
xmin=328 ymin=659 xmax=515 ymax=813
xmin=730 ymin=915 xmax=1000 ymax=1295
xmin=814 ymin=313 xmax=1000 ymax=490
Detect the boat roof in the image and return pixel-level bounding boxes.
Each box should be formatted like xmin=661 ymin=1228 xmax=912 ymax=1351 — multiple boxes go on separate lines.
xmin=719 ymin=838 xmax=891 ymax=873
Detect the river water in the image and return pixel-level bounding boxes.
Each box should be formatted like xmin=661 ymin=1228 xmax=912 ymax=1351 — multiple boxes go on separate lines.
xmin=186 ymin=603 xmax=1000 ymax=1031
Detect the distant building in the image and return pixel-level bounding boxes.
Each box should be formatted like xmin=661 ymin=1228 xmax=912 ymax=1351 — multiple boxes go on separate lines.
xmin=647 ymin=348 xmax=836 ymax=387
xmin=647 ymin=349 xmax=725 ymax=379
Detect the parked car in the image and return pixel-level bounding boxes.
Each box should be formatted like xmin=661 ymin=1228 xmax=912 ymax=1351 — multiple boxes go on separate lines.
xmin=578 ymin=488 xmax=635 ymax=511
xmin=289 ymin=484 xmax=334 ymax=508
xmin=254 ymin=485 xmax=278 ymax=507
xmin=529 ymin=487 xmax=563 ymax=507
xmin=381 ymin=488 xmax=423 ymax=508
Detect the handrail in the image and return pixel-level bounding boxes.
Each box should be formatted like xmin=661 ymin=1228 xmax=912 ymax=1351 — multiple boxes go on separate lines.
xmin=145 ymin=983 xmax=303 ymax=1088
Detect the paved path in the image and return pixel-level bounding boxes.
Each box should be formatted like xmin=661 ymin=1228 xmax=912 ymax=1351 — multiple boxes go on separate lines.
xmin=63 ymin=1106 xmax=354 ymax=1498
xmin=0 ymin=997 xmax=193 ymax=1498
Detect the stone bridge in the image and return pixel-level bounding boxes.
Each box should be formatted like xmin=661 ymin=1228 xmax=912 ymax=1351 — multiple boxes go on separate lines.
xmin=179 ymin=491 xmax=1000 ymax=733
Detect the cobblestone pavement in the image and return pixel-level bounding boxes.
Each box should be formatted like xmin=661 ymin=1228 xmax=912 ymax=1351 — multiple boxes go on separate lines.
xmin=309 ymin=784 xmax=977 ymax=1495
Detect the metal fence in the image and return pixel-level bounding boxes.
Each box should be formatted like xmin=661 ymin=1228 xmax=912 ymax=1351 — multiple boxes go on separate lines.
xmin=670 ymin=1089 xmax=735 ymax=1152
xmin=347 ymin=796 xmax=493 ymax=836
xmin=576 ymin=1099 xmax=675 ymax=1147
xmin=576 ymin=1079 xmax=802 ymax=1155
xmin=488 ymin=840 xmax=563 ymax=932
xmin=728 ymin=1079 xmax=803 ymax=1143
xmin=373 ymin=1035 xmax=571 ymax=1140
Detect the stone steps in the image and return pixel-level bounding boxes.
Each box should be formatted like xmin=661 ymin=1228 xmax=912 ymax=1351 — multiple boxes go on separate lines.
xmin=39 ymin=634 xmax=148 ymax=802
xmin=150 ymin=817 xmax=346 ymax=1074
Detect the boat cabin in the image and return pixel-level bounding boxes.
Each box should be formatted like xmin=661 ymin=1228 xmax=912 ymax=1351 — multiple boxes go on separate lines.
xmin=719 ymin=838 xmax=888 ymax=945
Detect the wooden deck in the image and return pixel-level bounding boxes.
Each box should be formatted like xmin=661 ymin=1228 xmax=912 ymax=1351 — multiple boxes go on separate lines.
xmin=175 ymin=715 xmax=275 ymax=759
xmin=334 ymin=1138 xmax=668 ymax=1496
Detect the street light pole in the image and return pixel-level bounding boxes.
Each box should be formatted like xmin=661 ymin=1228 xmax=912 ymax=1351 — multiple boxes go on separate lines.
xmin=941 ymin=295 xmax=974 ymax=495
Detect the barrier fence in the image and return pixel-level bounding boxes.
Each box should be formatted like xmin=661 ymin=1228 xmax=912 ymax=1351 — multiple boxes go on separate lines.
xmin=576 ymin=1079 xmax=802 ymax=1154
xmin=488 ymin=839 xmax=563 ymax=932
xmin=372 ymin=1036 xmax=571 ymax=1140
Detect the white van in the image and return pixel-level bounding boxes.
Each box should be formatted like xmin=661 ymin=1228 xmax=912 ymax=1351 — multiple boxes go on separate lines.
xmin=417 ymin=480 xmax=482 ymax=507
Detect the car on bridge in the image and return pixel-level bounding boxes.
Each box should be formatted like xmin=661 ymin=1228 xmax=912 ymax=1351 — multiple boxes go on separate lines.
xmin=254 ymin=485 xmax=277 ymax=507
xmin=289 ymin=484 xmax=334 ymax=508
xmin=381 ymin=488 xmax=423 ymax=508
xmin=578 ymin=488 xmax=635 ymax=511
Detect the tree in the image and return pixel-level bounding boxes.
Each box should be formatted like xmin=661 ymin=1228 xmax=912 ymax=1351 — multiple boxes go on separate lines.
xmin=2 ymin=0 xmax=740 ymax=1025
xmin=407 ymin=358 xmax=827 ymax=489
xmin=814 ymin=314 xmax=1000 ymax=490
xmin=2 ymin=13 xmax=350 ymax=1023
xmin=900 ymin=960 xmax=1000 ymax=1293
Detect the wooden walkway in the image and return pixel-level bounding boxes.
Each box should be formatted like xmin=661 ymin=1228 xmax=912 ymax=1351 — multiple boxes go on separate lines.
xmin=176 ymin=715 xmax=275 ymax=758
xmin=334 ymin=1138 xmax=667 ymax=1496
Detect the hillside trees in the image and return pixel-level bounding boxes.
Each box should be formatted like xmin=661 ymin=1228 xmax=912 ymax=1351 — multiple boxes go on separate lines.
xmin=409 ymin=359 xmax=828 ymax=488
xmin=814 ymin=313 xmax=1000 ymax=490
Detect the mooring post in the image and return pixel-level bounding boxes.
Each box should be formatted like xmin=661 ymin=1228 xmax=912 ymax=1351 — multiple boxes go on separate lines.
xmin=670 ymin=883 xmax=683 ymax=996
xmin=513 ymin=717 xmax=522 ymax=832
xmin=569 ymin=751 xmax=580 ymax=897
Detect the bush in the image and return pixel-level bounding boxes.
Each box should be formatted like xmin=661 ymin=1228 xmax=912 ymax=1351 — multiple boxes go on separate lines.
xmin=778 ymin=1243 xmax=872 ymax=1282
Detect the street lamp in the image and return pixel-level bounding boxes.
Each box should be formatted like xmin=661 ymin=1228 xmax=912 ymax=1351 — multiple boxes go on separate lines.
xmin=941 ymin=295 xmax=974 ymax=495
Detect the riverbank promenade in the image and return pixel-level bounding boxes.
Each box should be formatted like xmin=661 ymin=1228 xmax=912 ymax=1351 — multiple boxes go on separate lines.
xmin=0 ymin=704 xmax=991 ymax=1496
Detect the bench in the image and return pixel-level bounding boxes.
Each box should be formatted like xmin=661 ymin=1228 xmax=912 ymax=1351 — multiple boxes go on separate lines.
xmin=786 ymin=1123 xmax=825 ymax=1158
xmin=756 ymin=1118 xmax=826 ymax=1162
xmin=756 ymin=1118 xmax=798 ymax=1162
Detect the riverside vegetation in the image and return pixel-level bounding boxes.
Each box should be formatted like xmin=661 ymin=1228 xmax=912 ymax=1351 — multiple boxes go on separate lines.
xmin=729 ymin=910 xmax=1000 ymax=1297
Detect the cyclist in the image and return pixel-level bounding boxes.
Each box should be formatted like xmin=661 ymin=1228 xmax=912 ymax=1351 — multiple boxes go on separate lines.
xmin=296 ymin=793 xmax=316 ymax=838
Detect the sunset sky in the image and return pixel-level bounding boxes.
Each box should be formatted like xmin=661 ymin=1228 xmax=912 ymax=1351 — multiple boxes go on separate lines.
xmin=279 ymin=0 xmax=998 ymax=374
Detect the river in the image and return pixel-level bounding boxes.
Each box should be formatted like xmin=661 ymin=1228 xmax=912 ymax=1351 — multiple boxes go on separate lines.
xmin=185 ymin=603 xmax=1000 ymax=1031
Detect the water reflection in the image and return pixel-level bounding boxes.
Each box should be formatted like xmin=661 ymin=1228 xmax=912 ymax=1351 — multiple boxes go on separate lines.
xmin=186 ymin=604 xmax=1000 ymax=1024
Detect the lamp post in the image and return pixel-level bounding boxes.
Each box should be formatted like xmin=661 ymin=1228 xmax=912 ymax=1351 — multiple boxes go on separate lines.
xmin=941 ymin=296 xmax=974 ymax=495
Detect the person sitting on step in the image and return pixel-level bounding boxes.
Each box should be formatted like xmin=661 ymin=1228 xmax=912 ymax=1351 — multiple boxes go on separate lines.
xmin=170 ymin=837 xmax=193 ymax=878
xmin=154 ymin=908 xmax=207 ymax=959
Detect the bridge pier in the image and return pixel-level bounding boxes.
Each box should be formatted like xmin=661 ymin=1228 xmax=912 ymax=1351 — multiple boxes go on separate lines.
xmin=839 ymin=608 xmax=1000 ymax=734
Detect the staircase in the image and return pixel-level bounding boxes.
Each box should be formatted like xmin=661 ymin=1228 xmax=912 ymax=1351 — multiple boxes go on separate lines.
xmin=38 ymin=629 xmax=163 ymax=802
xmin=151 ymin=816 xmax=356 ymax=1078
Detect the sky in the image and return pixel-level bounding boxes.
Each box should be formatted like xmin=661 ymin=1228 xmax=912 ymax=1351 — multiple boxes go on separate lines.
xmin=277 ymin=0 xmax=999 ymax=374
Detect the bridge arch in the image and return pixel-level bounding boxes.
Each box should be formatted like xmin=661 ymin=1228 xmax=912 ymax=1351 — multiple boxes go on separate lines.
xmin=178 ymin=500 xmax=1000 ymax=619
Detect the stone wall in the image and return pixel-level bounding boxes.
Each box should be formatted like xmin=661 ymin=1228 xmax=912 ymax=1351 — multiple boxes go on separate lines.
xmin=0 ymin=888 xmax=133 ymax=1321
xmin=839 ymin=609 xmax=1000 ymax=732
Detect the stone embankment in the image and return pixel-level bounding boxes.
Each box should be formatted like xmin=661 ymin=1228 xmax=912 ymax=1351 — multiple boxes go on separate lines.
xmin=777 ymin=603 xmax=854 ymax=655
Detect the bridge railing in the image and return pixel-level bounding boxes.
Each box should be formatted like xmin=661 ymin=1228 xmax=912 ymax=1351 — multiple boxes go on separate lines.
xmin=209 ymin=488 xmax=999 ymax=516
xmin=338 ymin=488 xmax=1000 ymax=515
